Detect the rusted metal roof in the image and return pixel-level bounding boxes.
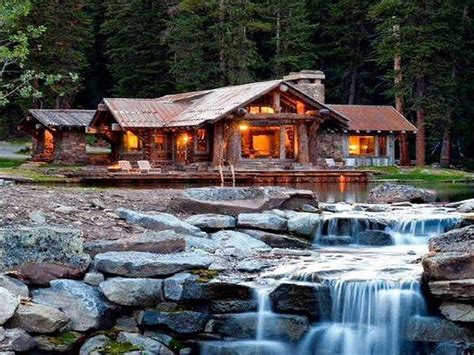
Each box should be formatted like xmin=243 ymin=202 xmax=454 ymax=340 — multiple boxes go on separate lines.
xmin=103 ymin=98 xmax=190 ymax=128
xmin=29 ymin=109 xmax=95 ymax=128
xmin=327 ymin=105 xmax=417 ymax=132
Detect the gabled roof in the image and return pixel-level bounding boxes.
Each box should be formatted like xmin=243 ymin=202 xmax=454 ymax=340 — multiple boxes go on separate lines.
xmin=97 ymin=79 xmax=349 ymax=129
xmin=29 ymin=109 xmax=95 ymax=128
xmin=327 ymin=105 xmax=417 ymax=132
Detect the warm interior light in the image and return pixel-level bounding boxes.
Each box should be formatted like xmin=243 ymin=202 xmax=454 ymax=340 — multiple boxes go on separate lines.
xmin=296 ymin=101 xmax=306 ymax=114
xmin=181 ymin=133 xmax=190 ymax=143
xmin=239 ymin=124 xmax=249 ymax=131
xmin=248 ymin=106 xmax=274 ymax=114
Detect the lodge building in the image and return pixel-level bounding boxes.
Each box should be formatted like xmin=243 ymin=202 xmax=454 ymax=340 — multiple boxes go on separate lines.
xmin=21 ymin=70 xmax=416 ymax=169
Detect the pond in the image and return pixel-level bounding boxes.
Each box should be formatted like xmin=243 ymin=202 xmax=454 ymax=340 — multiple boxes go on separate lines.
xmin=83 ymin=180 xmax=474 ymax=203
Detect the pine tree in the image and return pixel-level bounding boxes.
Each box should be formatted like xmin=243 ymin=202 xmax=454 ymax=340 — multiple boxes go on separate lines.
xmin=23 ymin=0 xmax=93 ymax=108
xmin=102 ymin=0 xmax=172 ymax=98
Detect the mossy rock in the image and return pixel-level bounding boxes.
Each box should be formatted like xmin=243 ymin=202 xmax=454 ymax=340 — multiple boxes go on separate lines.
xmin=190 ymin=269 xmax=219 ymax=283
xmin=102 ymin=340 xmax=142 ymax=354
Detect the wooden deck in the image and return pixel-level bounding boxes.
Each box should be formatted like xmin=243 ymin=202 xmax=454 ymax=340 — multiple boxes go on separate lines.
xmin=67 ymin=168 xmax=371 ymax=184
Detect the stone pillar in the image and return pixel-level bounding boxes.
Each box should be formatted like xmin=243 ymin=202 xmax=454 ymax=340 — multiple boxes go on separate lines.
xmin=297 ymin=123 xmax=310 ymax=164
xmin=54 ymin=129 xmax=88 ymax=164
xmin=212 ymin=121 xmax=225 ymax=167
xmin=308 ymin=120 xmax=321 ymax=166
xmin=227 ymin=122 xmax=241 ymax=165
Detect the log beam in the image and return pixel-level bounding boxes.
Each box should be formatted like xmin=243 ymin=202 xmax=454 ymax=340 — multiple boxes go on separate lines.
xmin=297 ymin=123 xmax=310 ymax=164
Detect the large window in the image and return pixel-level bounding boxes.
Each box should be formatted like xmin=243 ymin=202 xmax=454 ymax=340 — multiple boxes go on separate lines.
xmin=241 ymin=126 xmax=280 ymax=159
xmin=154 ymin=133 xmax=167 ymax=152
xmin=195 ymin=128 xmax=209 ymax=153
xmin=122 ymin=131 xmax=142 ymax=152
xmin=348 ymin=135 xmax=375 ymax=156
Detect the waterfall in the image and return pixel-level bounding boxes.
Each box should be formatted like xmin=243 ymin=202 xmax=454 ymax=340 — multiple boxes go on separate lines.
xmin=298 ymin=279 xmax=427 ymax=355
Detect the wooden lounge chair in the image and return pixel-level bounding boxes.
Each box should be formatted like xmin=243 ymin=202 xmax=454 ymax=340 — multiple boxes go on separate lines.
xmin=137 ymin=160 xmax=161 ymax=174
xmin=118 ymin=160 xmax=133 ymax=172
xmin=325 ymin=158 xmax=337 ymax=168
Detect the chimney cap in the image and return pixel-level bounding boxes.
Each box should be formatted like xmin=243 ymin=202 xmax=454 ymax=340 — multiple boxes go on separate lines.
xmin=283 ymin=70 xmax=325 ymax=82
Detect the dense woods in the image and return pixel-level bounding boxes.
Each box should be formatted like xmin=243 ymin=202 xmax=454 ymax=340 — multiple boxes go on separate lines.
xmin=0 ymin=0 xmax=473 ymax=168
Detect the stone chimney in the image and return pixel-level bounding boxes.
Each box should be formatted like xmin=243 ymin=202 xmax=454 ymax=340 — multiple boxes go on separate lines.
xmin=283 ymin=70 xmax=325 ymax=103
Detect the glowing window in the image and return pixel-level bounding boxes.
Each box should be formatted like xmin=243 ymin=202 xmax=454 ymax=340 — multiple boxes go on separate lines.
xmin=196 ymin=128 xmax=208 ymax=152
xmin=155 ymin=134 xmax=166 ymax=152
xmin=122 ymin=131 xmax=142 ymax=152
xmin=348 ymin=136 xmax=375 ymax=156
xmin=249 ymin=106 xmax=274 ymax=114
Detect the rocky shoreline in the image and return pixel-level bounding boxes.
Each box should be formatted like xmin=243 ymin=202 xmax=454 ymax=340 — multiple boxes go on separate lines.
xmin=0 ymin=184 xmax=473 ymax=354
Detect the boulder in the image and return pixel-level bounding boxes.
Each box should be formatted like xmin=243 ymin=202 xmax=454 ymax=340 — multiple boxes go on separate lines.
xmin=84 ymin=233 xmax=185 ymax=257
xmin=269 ymin=283 xmax=331 ymax=321
xmin=116 ymin=208 xmax=207 ymax=237
xmin=139 ymin=310 xmax=209 ymax=334
xmin=209 ymin=313 xmax=310 ymax=343
xmin=83 ymin=271 xmax=105 ymax=286
xmin=237 ymin=229 xmax=311 ymax=249
xmin=446 ymin=198 xmax=474 ymax=213
xmin=287 ymin=213 xmax=321 ymax=238
xmin=0 ymin=288 xmax=18 ymax=325
xmin=164 ymin=273 xmax=252 ymax=301
xmin=94 ymin=251 xmax=214 ymax=277
xmin=169 ymin=187 xmax=318 ymax=216
xmin=0 ymin=328 xmax=36 ymax=352
xmin=440 ymin=301 xmax=474 ymax=322
xmin=8 ymin=302 xmax=69 ymax=333
xmin=356 ymin=230 xmax=393 ymax=246
xmin=34 ymin=332 xmax=83 ymax=352
xmin=237 ymin=213 xmax=288 ymax=232
xmin=428 ymin=279 xmax=474 ymax=301
xmin=79 ymin=335 xmax=111 ymax=355
xmin=0 ymin=275 xmax=28 ymax=298
xmin=210 ymin=231 xmax=271 ymax=254
xmin=199 ymin=341 xmax=291 ymax=355
xmin=185 ymin=214 xmax=236 ymax=231
xmin=428 ymin=226 xmax=474 ymax=253
xmin=210 ymin=299 xmax=258 ymax=314
xmin=117 ymin=332 xmax=173 ymax=354
xmin=423 ymin=252 xmax=474 ymax=280
xmin=406 ymin=316 xmax=474 ymax=343
xmin=367 ymin=183 xmax=437 ymax=204
xmin=32 ymin=279 xmax=115 ymax=332
xmin=0 ymin=227 xmax=90 ymax=285
xmin=99 ymin=277 xmax=162 ymax=306
xmin=236 ymin=260 xmax=267 ymax=272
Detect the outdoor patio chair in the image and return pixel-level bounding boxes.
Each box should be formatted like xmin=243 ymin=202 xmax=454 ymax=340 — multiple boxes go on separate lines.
xmin=117 ymin=160 xmax=133 ymax=172
xmin=325 ymin=158 xmax=337 ymax=168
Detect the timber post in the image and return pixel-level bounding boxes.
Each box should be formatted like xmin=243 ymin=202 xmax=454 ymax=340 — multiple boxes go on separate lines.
xmin=297 ymin=123 xmax=310 ymax=164
xmin=212 ymin=121 xmax=225 ymax=167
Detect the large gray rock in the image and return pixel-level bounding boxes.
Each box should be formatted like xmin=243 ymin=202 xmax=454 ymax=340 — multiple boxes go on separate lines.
xmin=287 ymin=213 xmax=321 ymax=238
xmin=210 ymin=231 xmax=271 ymax=254
xmin=0 ymin=287 xmax=18 ymax=325
xmin=116 ymin=208 xmax=207 ymax=237
xmin=0 ymin=328 xmax=36 ymax=352
xmin=117 ymin=332 xmax=173 ymax=355
xmin=209 ymin=313 xmax=309 ymax=343
xmin=32 ymin=279 xmax=115 ymax=332
xmin=0 ymin=275 xmax=28 ymax=298
xmin=79 ymin=335 xmax=110 ymax=355
xmin=406 ymin=316 xmax=474 ymax=343
xmin=428 ymin=226 xmax=474 ymax=253
xmin=164 ymin=273 xmax=252 ymax=301
xmin=429 ymin=279 xmax=474 ymax=301
xmin=94 ymin=251 xmax=214 ymax=277
xmin=170 ymin=187 xmax=318 ymax=216
xmin=99 ymin=277 xmax=162 ymax=306
xmin=210 ymin=299 xmax=258 ymax=313
xmin=0 ymin=227 xmax=90 ymax=285
xmin=84 ymin=233 xmax=185 ymax=257
xmin=185 ymin=214 xmax=236 ymax=231
xmin=199 ymin=341 xmax=291 ymax=355
xmin=238 ymin=229 xmax=310 ymax=249
xmin=367 ymin=183 xmax=437 ymax=204
xmin=447 ymin=198 xmax=474 ymax=212
xmin=356 ymin=230 xmax=393 ymax=246
xmin=8 ymin=302 xmax=69 ymax=333
xmin=269 ymin=283 xmax=331 ymax=321
xmin=440 ymin=301 xmax=474 ymax=322
xmin=237 ymin=213 xmax=287 ymax=232
xmin=139 ymin=309 xmax=209 ymax=334
xmin=34 ymin=331 xmax=83 ymax=352
xmin=423 ymin=252 xmax=474 ymax=280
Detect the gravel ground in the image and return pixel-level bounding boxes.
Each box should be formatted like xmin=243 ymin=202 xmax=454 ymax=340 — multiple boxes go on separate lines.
xmin=0 ymin=184 xmax=183 ymax=241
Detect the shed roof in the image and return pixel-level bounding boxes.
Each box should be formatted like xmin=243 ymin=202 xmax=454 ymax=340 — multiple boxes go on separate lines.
xmin=327 ymin=105 xmax=417 ymax=132
xmin=29 ymin=109 xmax=95 ymax=128
xmin=98 ymin=80 xmax=349 ymax=129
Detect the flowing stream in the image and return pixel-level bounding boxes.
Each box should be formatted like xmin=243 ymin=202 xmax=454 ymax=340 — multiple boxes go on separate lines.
xmin=201 ymin=209 xmax=461 ymax=355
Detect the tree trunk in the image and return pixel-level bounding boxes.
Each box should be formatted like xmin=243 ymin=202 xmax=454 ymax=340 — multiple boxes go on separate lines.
xmin=440 ymin=128 xmax=451 ymax=168
xmin=218 ymin=0 xmax=226 ymax=85
xmin=348 ymin=68 xmax=356 ymax=104
xmin=415 ymin=76 xmax=426 ymax=166
xmin=393 ymin=48 xmax=409 ymax=166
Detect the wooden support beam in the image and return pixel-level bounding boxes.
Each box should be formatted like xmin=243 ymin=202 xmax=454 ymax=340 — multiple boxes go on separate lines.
xmin=226 ymin=122 xmax=241 ymax=164
xmin=240 ymin=113 xmax=316 ymax=120
xmin=297 ymin=123 xmax=310 ymax=164
xmin=272 ymin=91 xmax=281 ymax=113
xmin=212 ymin=120 xmax=225 ymax=166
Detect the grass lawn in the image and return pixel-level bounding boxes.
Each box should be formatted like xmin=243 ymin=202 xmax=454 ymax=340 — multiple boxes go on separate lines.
xmin=0 ymin=158 xmax=65 ymax=182
xmin=367 ymin=166 xmax=474 ymax=182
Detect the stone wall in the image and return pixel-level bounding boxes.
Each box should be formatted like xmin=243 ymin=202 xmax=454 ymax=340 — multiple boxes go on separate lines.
xmin=54 ymin=130 xmax=89 ymax=165
xmin=313 ymin=128 xmax=344 ymax=164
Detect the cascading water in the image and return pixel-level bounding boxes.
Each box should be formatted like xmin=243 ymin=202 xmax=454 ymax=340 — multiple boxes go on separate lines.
xmin=297 ymin=279 xmax=427 ymax=355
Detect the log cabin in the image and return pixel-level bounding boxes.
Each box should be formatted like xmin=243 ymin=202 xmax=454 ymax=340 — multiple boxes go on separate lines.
xmin=22 ymin=70 xmax=416 ymax=169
